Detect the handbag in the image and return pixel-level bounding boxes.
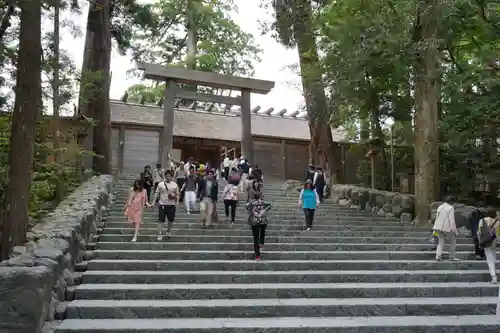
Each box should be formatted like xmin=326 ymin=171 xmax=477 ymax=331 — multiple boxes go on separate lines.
xmin=479 ymin=219 xmax=499 ymax=248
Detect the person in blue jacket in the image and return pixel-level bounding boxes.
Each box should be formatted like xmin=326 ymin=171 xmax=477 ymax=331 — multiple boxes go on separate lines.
xmin=298 ymin=179 xmax=320 ymax=231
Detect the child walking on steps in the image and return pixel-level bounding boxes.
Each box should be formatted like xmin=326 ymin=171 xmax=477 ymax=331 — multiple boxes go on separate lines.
xmin=124 ymin=179 xmax=150 ymax=242
xmin=246 ymin=191 xmax=272 ymax=261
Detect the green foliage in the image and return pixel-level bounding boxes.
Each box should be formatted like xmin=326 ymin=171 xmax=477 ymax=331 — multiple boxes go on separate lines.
xmin=130 ymin=0 xmax=261 ymax=77
xmin=313 ymin=0 xmax=500 ymax=197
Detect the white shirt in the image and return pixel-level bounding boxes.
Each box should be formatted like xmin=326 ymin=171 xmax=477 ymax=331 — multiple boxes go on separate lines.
xmin=154 ymin=181 xmax=179 ymax=206
xmin=231 ymin=159 xmax=238 ymax=169
xmin=153 ymin=168 xmax=164 ymax=183
xmin=223 ymin=157 xmax=231 ymax=167
xmin=433 ymin=202 xmax=456 ymax=233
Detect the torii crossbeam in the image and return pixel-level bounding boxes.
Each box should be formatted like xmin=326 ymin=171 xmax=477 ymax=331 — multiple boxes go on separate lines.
xmin=138 ymin=63 xmax=275 ymax=167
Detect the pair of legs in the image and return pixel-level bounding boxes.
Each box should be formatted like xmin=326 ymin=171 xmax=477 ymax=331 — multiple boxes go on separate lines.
xmin=200 ymin=197 xmax=214 ymax=227
xmin=315 ymin=186 xmax=324 ymax=203
xmin=145 ymin=185 xmax=152 ymax=203
xmin=224 ymin=199 xmax=237 ymax=222
xmin=224 ymin=167 xmax=229 ymax=180
xmin=251 ymin=224 xmax=267 ymax=259
xmin=435 ymin=230 xmax=458 ymax=260
xmin=176 ymin=178 xmax=185 ymax=202
xmin=158 ymin=204 xmax=176 ymax=240
xmin=303 ymin=208 xmax=315 ymax=230
xmin=484 ymin=245 xmax=497 ymax=283
xmin=184 ymin=190 xmax=197 ymax=214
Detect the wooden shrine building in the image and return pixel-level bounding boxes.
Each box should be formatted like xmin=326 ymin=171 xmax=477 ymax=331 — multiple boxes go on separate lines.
xmin=110 ymin=64 xmax=349 ymax=181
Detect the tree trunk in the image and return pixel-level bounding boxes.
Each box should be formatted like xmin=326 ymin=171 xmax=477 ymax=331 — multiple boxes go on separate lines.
xmin=78 ymin=8 xmax=95 ymax=172
xmin=86 ymin=0 xmax=112 ymax=175
xmin=413 ymin=1 xmax=441 ymax=224
xmin=52 ymin=0 xmax=63 ymax=201
xmin=0 ymin=0 xmax=42 ymax=260
xmin=291 ymin=0 xmax=342 ymax=183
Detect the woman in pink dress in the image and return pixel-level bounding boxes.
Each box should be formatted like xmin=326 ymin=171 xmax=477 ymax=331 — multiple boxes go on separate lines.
xmin=124 ymin=180 xmax=150 ymax=242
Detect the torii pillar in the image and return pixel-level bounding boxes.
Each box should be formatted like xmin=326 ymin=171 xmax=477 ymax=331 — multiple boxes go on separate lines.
xmin=138 ymin=64 xmax=275 ymax=166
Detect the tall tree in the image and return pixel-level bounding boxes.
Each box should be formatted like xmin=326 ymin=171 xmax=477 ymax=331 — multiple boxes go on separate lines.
xmin=52 ymin=0 xmax=63 ymax=201
xmin=0 ymin=0 xmax=42 ymax=259
xmin=269 ymin=0 xmax=342 ymax=182
xmin=412 ymin=0 xmax=442 ymax=223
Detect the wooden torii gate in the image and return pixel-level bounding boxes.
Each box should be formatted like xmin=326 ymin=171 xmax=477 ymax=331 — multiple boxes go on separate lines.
xmin=138 ymin=64 xmax=275 ymax=168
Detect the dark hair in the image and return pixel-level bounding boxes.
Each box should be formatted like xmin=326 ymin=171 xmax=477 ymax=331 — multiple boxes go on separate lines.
xmin=207 ymin=169 xmax=214 ymax=175
xmin=164 ymin=170 xmax=173 ymax=178
xmin=133 ymin=179 xmax=143 ymax=191
xmin=189 ymin=165 xmax=195 ymax=170
xmin=304 ymin=181 xmax=313 ymax=189
xmin=231 ymin=167 xmax=237 ymax=172
xmin=144 ymin=165 xmax=150 ymax=169
xmin=485 ymin=207 xmax=497 ymax=218
xmin=444 ymin=195 xmax=455 ymax=204
xmin=156 ymin=163 xmax=161 ymax=168
xmin=477 ymin=201 xmax=485 ymax=208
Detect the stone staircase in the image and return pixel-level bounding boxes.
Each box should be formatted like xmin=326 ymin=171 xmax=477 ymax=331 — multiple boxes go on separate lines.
xmin=54 ymin=176 xmax=500 ymax=332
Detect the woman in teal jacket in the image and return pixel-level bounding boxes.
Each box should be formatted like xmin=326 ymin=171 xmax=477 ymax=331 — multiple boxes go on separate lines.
xmin=298 ymin=179 xmax=320 ymax=231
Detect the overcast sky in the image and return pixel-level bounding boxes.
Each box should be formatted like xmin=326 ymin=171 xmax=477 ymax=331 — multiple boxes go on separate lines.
xmin=60 ymin=0 xmax=304 ymax=114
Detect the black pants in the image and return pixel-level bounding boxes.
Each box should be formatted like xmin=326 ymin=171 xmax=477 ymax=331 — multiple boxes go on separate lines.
xmin=315 ymin=185 xmax=324 ymax=203
xmin=224 ymin=167 xmax=230 ymax=180
xmin=158 ymin=204 xmax=176 ymax=231
xmin=145 ymin=185 xmax=152 ymax=202
xmin=304 ymin=208 xmax=315 ymax=228
xmin=176 ymin=178 xmax=185 ymax=201
xmin=224 ymin=199 xmax=237 ymax=222
xmin=251 ymin=224 xmax=267 ymax=257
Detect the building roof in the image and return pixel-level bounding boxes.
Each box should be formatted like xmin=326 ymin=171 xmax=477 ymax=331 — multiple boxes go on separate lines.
xmin=110 ymin=100 xmax=347 ymax=143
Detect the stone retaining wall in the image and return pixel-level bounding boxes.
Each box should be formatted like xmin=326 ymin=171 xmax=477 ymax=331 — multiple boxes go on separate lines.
xmin=0 ymin=175 xmax=114 ymax=333
xmin=330 ymin=184 xmax=477 ymax=228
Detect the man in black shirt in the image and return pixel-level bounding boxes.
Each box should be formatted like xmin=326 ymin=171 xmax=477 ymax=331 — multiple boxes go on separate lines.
xmin=140 ymin=165 xmax=154 ymax=202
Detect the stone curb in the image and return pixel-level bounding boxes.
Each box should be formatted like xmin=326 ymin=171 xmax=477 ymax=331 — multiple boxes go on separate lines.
xmin=0 ymin=174 xmax=114 ymax=333
xmin=330 ymin=184 xmax=477 ymax=227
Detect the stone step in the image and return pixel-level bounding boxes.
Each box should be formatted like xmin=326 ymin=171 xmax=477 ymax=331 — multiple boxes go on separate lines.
xmin=108 ymin=209 xmax=384 ymax=219
xmin=53 ymin=315 xmax=500 ymax=333
xmin=94 ymin=241 xmax=456 ymax=252
xmin=96 ymin=234 xmax=465 ymax=244
xmin=65 ymin=297 xmax=497 ymax=319
xmin=92 ymin=249 xmax=471 ymax=261
xmin=85 ymin=259 xmax=497 ymax=272
xmin=73 ymin=282 xmax=499 ymax=300
xmin=106 ymin=214 xmax=405 ymax=223
xmin=81 ymin=270 xmax=494 ymax=284
xmin=102 ymin=222 xmax=427 ymax=231
xmin=98 ymin=228 xmax=434 ymax=238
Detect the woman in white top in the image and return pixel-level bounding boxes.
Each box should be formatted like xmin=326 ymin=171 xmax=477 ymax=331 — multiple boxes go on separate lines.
xmin=433 ymin=196 xmax=459 ymax=261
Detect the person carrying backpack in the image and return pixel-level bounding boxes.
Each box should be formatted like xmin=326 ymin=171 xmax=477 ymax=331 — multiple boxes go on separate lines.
xmin=477 ymin=207 xmax=500 ymax=283
xmin=468 ymin=201 xmax=485 ymax=259
xmin=246 ymin=191 xmax=272 ymax=261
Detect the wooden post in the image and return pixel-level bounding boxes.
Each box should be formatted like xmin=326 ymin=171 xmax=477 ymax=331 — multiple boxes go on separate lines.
xmin=118 ymin=124 xmax=125 ymax=175
xmin=240 ymin=89 xmax=253 ymax=162
xmin=281 ymin=139 xmax=287 ymax=179
xmin=158 ymin=130 xmax=164 ymax=166
xmin=161 ymin=80 xmax=176 ymax=168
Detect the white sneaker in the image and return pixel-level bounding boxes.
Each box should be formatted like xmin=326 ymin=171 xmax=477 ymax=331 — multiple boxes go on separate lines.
xmin=157 ymin=235 xmax=163 ymax=241
xmin=306 ymin=227 xmax=311 ymax=231
xmin=131 ymin=236 xmax=137 ymax=242
xmin=186 ymin=211 xmax=191 ymax=215
xmin=492 ymin=276 xmax=497 ymax=284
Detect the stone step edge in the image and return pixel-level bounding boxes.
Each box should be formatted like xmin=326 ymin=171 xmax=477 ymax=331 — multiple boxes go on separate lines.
xmin=93 ymin=241 xmax=447 ymax=246
xmin=66 ymin=297 xmax=499 ymax=308
xmin=75 ymin=282 xmax=499 ymax=290
xmin=54 ymin=315 xmax=500 ymax=331
xmin=86 ymin=259 xmax=485 ymax=264
xmin=92 ymin=250 xmax=474 ymax=255
xmin=81 ymin=269 xmax=491 ymax=276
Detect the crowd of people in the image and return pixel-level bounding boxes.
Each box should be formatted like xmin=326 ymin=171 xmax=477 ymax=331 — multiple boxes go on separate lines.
xmin=123 ymin=155 xmax=275 ymax=260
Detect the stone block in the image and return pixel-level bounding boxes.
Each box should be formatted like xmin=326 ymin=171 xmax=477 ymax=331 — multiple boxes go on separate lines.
xmin=0 ymin=175 xmax=113 ymax=333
